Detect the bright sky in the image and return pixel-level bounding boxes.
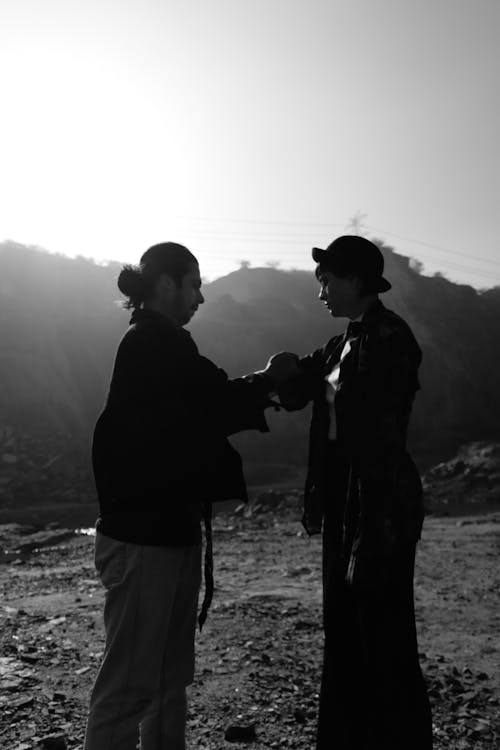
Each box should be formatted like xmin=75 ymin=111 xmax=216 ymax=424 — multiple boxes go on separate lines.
xmin=1 ymin=0 xmax=499 ymax=287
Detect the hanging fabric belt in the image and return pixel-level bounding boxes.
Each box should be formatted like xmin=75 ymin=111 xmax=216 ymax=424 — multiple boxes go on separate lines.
xmin=198 ymin=500 xmax=214 ymax=631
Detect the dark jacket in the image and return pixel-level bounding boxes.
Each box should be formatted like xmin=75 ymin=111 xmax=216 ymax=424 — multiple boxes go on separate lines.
xmin=277 ymin=301 xmax=424 ymax=575
xmin=93 ymin=308 xmax=272 ymax=546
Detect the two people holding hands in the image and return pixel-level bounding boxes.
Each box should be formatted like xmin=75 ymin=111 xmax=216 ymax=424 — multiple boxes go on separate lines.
xmin=84 ymin=236 xmax=432 ymax=750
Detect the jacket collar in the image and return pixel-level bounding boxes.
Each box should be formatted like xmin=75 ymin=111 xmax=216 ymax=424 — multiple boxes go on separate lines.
xmin=347 ymin=298 xmax=385 ymax=336
xmin=129 ymin=308 xmax=192 ymax=339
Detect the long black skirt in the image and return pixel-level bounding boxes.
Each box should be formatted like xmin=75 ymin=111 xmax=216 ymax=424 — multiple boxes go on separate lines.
xmin=317 ymin=526 xmax=433 ymax=750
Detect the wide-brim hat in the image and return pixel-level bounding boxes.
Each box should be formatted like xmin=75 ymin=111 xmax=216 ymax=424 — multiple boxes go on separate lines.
xmin=312 ymin=235 xmax=391 ymax=293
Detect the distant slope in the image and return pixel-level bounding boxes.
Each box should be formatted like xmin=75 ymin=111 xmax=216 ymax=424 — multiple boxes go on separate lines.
xmin=1 ymin=239 xmax=500 ymax=505
xmin=0 ymin=243 xmax=123 ymax=434
xmin=191 ymin=243 xmax=500 ymax=468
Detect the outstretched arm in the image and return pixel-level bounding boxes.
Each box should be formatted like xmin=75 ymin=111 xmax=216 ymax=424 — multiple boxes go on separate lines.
xmin=189 ymin=354 xmax=277 ymax=436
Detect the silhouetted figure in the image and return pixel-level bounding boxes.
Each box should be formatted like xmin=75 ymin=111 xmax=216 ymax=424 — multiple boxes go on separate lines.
xmin=268 ymin=236 xmax=433 ymax=750
xmin=83 ymin=242 xmax=275 ymax=750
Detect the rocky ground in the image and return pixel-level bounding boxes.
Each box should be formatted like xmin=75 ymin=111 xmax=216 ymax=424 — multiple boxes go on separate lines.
xmin=0 ymin=496 xmax=499 ymax=750
xmin=423 ymin=442 xmax=500 ymax=511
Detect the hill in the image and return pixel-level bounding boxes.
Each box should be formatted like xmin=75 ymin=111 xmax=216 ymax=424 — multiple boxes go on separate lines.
xmin=1 ymin=239 xmax=500 ymax=508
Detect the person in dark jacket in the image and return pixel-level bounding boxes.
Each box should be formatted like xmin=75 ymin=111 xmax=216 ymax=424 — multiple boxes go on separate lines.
xmin=270 ymin=236 xmax=433 ymax=750
xmin=83 ymin=242 xmax=276 ymax=750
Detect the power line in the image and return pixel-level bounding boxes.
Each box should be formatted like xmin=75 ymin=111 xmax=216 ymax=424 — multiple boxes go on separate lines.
xmin=180 ymin=232 xmax=500 ymax=280
xmin=195 ymin=250 xmax=499 ymax=284
xmin=177 ymin=216 xmax=500 ymax=269
xmin=171 ymin=217 xmax=500 ymax=285
xmin=178 ymin=215 xmax=346 ymax=229
xmin=365 ymin=225 xmax=500 ymax=269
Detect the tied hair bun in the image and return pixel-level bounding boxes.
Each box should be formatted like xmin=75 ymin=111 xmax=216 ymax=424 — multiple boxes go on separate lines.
xmin=117 ymin=264 xmax=150 ymax=308
xmin=117 ymin=265 xmax=144 ymax=296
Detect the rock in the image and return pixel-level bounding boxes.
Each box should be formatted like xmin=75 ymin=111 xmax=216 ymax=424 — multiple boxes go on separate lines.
xmin=75 ymin=665 xmax=91 ymax=675
xmin=38 ymin=735 xmax=67 ymax=750
xmin=293 ymin=708 xmax=306 ymax=724
xmin=11 ymin=694 xmax=35 ymax=710
xmin=255 ymin=490 xmax=288 ymax=509
xmin=2 ymin=453 xmax=18 ymax=464
xmin=19 ymin=653 xmax=40 ymax=664
xmin=224 ymin=724 xmax=258 ymax=742
xmin=0 ymin=426 xmax=95 ymax=510
xmin=287 ymin=566 xmax=311 ymax=578
xmin=424 ymin=441 xmax=500 ymax=509
xmin=16 ymin=529 xmax=75 ymax=553
xmin=41 ymin=616 xmax=67 ymax=630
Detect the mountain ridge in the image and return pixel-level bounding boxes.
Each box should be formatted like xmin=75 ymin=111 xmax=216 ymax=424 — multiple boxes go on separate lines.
xmin=1 ymin=239 xmax=499 ymax=505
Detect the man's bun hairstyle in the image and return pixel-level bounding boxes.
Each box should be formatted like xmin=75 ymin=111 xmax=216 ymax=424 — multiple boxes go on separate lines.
xmin=117 ymin=242 xmax=199 ymax=310
xmin=117 ymin=265 xmax=153 ymax=310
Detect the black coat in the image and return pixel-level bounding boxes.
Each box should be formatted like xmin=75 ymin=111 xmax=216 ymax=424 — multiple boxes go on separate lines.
xmin=277 ymin=301 xmax=424 ymax=582
xmin=92 ymin=308 xmax=272 ymax=546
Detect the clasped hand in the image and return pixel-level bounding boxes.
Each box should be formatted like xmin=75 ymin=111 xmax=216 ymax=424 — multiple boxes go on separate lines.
xmin=263 ymin=351 xmax=300 ymax=387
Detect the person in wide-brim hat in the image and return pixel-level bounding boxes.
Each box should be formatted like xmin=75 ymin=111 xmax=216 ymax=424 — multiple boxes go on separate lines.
xmin=264 ymin=235 xmax=433 ymax=750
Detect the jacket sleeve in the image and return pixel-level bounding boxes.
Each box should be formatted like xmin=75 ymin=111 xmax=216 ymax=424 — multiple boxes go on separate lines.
xmin=120 ymin=326 xmax=278 ymax=439
xmin=185 ymin=354 xmax=275 ymax=436
xmin=351 ymin=323 xmax=422 ymax=541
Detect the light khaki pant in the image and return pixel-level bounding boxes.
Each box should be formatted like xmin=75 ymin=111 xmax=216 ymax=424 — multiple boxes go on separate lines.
xmin=83 ymin=532 xmax=201 ymax=750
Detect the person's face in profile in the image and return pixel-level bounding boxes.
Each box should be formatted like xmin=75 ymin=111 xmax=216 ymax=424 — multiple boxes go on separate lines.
xmin=317 ymin=269 xmax=361 ymax=319
xmin=155 ymin=262 xmax=204 ymax=325
xmin=173 ymin=263 xmax=205 ymax=325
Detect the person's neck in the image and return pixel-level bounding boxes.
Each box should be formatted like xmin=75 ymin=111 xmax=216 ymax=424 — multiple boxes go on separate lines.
xmin=143 ymin=301 xmax=180 ymax=326
xmin=347 ymin=295 xmax=378 ymax=321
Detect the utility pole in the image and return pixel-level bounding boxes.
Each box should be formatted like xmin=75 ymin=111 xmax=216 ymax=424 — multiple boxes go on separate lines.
xmin=346 ymin=211 xmax=368 ymax=235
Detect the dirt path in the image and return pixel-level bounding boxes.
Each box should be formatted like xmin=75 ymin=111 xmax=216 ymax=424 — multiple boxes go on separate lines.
xmin=0 ymin=511 xmax=499 ymax=749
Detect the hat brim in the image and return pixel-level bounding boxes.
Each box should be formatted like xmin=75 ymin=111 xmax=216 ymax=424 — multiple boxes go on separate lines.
xmin=311 ymin=247 xmax=392 ymax=293
xmin=377 ymin=277 xmax=392 ymax=292
xmin=312 ymin=247 xmax=326 ymax=263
